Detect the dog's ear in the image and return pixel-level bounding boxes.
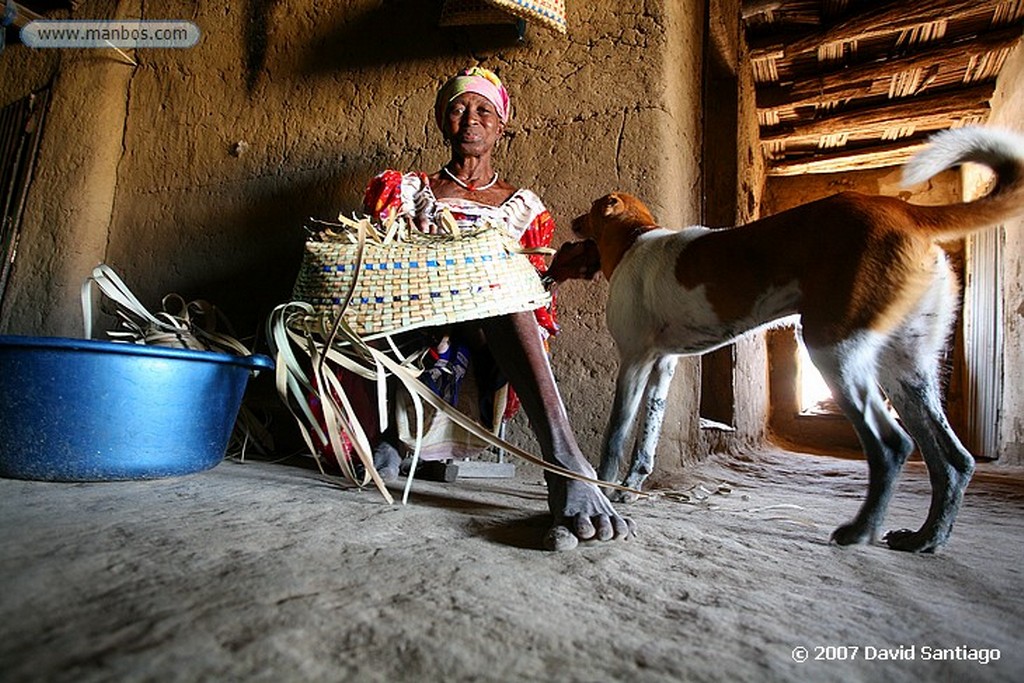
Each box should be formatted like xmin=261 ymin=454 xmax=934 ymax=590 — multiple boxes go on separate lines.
xmin=601 ymin=194 xmax=624 ymax=217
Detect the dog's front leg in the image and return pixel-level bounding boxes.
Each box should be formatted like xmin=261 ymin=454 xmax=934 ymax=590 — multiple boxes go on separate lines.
xmin=614 ymin=354 xmax=677 ymax=503
xmin=598 ymin=352 xmax=656 ymax=492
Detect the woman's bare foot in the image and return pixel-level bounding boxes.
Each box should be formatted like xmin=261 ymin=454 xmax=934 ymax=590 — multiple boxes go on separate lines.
xmin=543 ymin=474 xmax=635 ymax=551
xmin=371 ymin=441 xmax=402 ymax=482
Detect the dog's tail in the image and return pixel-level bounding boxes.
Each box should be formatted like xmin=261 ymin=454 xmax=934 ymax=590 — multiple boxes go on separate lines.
xmin=901 ymin=126 xmax=1024 ymax=239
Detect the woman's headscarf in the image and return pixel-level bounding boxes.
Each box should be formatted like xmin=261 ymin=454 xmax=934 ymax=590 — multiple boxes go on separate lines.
xmin=434 ymin=66 xmax=510 ymax=131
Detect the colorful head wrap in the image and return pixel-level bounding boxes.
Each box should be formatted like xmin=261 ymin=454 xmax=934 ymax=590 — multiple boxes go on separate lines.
xmin=434 ymin=66 xmax=510 ymax=131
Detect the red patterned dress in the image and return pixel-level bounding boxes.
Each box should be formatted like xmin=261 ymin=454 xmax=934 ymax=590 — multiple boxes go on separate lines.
xmin=362 ymin=170 xmax=559 ymax=456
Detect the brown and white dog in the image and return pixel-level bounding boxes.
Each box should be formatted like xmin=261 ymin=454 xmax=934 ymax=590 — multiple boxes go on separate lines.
xmin=570 ymin=126 xmax=1024 ymax=553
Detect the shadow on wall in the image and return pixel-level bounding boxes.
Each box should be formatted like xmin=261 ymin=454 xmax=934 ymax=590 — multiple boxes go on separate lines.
xmin=198 ymin=158 xmax=389 ymax=336
xmin=253 ymin=0 xmax=525 ymax=77
xmin=244 ymin=0 xmax=282 ymax=93
xmin=106 ymin=151 xmax=387 ymax=344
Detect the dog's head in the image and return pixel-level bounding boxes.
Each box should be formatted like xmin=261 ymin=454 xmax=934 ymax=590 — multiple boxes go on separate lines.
xmin=571 ymin=192 xmax=657 ymax=242
xmin=545 ymin=239 xmax=601 ymax=284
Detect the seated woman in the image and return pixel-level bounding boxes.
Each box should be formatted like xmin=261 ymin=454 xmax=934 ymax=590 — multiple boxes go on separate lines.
xmin=363 ymin=67 xmax=632 ymax=550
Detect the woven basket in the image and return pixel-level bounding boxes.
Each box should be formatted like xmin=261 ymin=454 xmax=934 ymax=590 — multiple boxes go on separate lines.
xmin=487 ymin=0 xmax=566 ymax=34
xmin=291 ymin=227 xmax=550 ymax=339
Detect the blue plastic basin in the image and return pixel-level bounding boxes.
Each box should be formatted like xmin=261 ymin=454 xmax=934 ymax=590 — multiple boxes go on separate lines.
xmin=0 ymin=335 xmax=274 ymax=481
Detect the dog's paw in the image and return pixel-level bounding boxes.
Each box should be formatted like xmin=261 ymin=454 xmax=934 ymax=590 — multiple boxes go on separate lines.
xmin=884 ymin=528 xmax=941 ymax=554
xmin=607 ymin=488 xmax=642 ymax=504
xmin=830 ymin=522 xmax=873 ymax=546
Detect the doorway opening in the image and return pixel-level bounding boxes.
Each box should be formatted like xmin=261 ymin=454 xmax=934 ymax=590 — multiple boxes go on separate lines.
xmin=796 ymin=337 xmax=837 ymax=415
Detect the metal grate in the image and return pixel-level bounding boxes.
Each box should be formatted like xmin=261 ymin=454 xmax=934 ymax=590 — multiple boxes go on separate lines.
xmin=0 ymin=87 xmax=49 ymax=305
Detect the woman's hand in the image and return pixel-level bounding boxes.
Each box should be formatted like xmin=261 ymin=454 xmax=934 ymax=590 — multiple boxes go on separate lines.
xmin=413 ymin=213 xmax=438 ymax=234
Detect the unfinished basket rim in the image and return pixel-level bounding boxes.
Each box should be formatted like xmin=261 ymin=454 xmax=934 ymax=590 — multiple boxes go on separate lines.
xmin=291 ymin=226 xmax=550 ymax=340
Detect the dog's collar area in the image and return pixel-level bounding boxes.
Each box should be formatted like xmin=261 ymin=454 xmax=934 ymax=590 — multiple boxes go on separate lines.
xmin=627 ymin=226 xmax=659 ymax=247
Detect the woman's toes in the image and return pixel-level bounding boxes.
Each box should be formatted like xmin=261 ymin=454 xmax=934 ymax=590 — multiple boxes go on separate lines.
xmin=614 ymin=515 xmax=635 ymax=540
xmin=573 ymin=515 xmax=597 ymax=541
xmin=595 ymin=516 xmax=614 ymax=541
xmin=544 ymin=525 xmax=579 ymax=551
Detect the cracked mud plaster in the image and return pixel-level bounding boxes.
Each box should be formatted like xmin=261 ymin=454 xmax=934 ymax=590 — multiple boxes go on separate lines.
xmin=0 ymin=0 xmax=713 ymax=465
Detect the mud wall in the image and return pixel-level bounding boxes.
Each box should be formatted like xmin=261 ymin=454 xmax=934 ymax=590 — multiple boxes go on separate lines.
xmin=0 ymin=1 xmax=134 ymax=333
xmin=698 ymin=0 xmax=769 ymax=460
xmin=0 ymin=1 xmax=722 ymax=467
xmin=985 ymin=40 xmax=1024 ymax=466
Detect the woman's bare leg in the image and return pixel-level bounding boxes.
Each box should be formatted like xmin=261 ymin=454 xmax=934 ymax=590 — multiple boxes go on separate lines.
xmin=475 ymin=311 xmax=635 ymax=549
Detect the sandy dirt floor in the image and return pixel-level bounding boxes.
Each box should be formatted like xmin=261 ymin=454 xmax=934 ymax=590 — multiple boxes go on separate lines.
xmin=1 ymin=448 xmax=1022 ymax=682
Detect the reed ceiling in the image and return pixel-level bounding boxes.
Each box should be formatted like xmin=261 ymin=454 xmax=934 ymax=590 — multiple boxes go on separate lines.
xmin=743 ymin=0 xmax=1024 ymax=174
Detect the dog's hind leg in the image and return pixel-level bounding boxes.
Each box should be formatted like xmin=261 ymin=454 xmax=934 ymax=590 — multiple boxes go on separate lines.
xmin=877 ymin=283 xmax=974 ymax=553
xmin=614 ymin=355 xmax=678 ymax=503
xmin=598 ymin=352 xmax=656 ymax=493
xmin=807 ymin=335 xmax=915 ymax=546
xmin=882 ymin=373 xmax=973 ymax=552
